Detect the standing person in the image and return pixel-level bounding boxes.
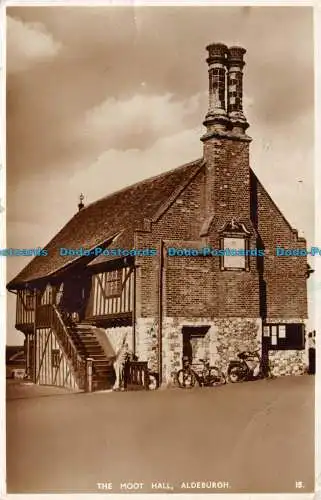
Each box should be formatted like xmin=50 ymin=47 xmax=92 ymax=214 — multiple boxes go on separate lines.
xmin=308 ymin=330 xmax=316 ymax=375
xmin=113 ymin=336 xmax=129 ymax=391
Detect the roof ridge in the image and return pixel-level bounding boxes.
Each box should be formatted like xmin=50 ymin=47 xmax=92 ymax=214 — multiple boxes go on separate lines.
xmin=8 ymin=158 xmax=204 ymax=288
xmin=74 ymin=158 xmax=203 ymax=214
xmin=23 ymin=159 xmax=203 ymax=255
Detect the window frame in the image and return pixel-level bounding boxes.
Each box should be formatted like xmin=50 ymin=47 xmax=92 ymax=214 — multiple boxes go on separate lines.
xmin=263 ymin=323 xmax=305 ymax=350
xmin=104 ymin=269 xmax=122 ymax=298
xmin=24 ymin=290 xmax=34 ymax=311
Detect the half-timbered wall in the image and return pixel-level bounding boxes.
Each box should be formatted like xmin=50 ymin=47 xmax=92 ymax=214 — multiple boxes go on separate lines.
xmin=16 ymin=289 xmax=35 ymax=326
xmin=34 ymin=327 xmax=79 ymax=390
xmin=39 ymin=284 xmax=55 ymax=305
xmin=89 ymin=267 xmax=134 ymax=317
xmin=16 ymin=284 xmax=59 ymax=328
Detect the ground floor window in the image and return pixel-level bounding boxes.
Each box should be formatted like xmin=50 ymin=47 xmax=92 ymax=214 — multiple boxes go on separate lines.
xmin=263 ymin=323 xmax=305 ymax=350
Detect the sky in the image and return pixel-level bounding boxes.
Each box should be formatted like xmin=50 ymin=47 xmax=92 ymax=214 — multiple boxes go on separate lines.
xmin=6 ymin=5 xmax=315 ymax=345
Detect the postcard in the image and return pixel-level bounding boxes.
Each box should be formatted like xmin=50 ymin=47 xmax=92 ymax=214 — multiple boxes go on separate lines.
xmin=3 ymin=2 xmax=317 ymax=498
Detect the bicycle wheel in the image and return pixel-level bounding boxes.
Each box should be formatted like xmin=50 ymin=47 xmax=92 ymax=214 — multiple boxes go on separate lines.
xmin=228 ymin=365 xmax=244 ymax=383
xmin=208 ymin=367 xmax=226 ymax=386
xmin=176 ymin=369 xmax=196 ymax=388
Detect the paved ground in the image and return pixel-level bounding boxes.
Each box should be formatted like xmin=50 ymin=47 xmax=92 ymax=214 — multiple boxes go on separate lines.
xmin=6 ymin=375 xmax=315 ymax=494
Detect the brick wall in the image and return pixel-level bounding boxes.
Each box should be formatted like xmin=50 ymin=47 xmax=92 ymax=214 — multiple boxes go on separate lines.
xmin=135 ymin=136 xmax=306 ymax=322
xmin=203 ymin=136 xmax=261 ymax=318
xmin=135 ymin=169 xmax=206 ymax=318
xmin=203 ymin=137 xmax=252 ymax=224
xmin=252 ymin=173 xmax=308 ymax=319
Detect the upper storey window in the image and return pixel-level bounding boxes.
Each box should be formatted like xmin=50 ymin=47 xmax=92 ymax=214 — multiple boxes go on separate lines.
xmin=24 ymin=289 xmax=34 ymax=310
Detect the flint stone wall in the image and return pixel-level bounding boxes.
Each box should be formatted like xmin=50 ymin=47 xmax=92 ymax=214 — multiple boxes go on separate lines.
xmin=136 ymin=316 xmax=261 ymax=385
xmin=268 ymin=350 xmax=307 ymax=376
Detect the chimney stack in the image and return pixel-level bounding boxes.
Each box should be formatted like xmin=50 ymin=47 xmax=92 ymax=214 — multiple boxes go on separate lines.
xmin=202 ymin=43 xmax=249 ymax=140
xmin=201 ymin=42 xmax=253 ymax=237
xmin=203 ymin=43 xmax=229 ymax=134
xmin=226 ymin=46 xmax=249 ymax=134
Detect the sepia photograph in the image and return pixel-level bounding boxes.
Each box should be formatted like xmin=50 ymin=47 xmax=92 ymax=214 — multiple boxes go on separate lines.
xmin=4 ymin=3 xmax=316 ymax=495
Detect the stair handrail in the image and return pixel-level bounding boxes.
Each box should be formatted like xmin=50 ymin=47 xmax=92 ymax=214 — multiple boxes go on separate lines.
xmin=51 ymin=305 xmax=86 ymax=388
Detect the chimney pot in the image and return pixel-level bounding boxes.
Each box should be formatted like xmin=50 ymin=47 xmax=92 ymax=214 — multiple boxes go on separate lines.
xmin=203 ymin=43 xmax=229 ymax=135
xmin=227 ymin=46 xmax=246 ymax=66
xmin=226 ymin=46 xmax=249 ymax=134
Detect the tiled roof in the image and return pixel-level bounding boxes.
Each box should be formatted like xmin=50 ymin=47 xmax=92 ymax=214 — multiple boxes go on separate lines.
xmin=8 ymin=159 xmax=203 ymax=289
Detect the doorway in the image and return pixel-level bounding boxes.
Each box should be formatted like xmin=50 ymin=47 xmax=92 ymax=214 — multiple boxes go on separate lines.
xmin=182 ymin=326 xmax=210 ymax=365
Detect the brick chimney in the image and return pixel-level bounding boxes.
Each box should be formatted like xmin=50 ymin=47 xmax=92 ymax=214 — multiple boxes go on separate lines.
xmin=226 ymin=46 xmax=249 ymax=134
xmin=203 ymin=43 xmax=229 ymax=134
xmin=201 ymin=43 xmax=259 ymax=318
xmin=201 ymin=43 xmax=252 ymax=226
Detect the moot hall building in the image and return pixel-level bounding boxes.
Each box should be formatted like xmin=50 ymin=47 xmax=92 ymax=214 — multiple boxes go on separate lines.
xmin=8 ymin=43 xmax=309 ymax=390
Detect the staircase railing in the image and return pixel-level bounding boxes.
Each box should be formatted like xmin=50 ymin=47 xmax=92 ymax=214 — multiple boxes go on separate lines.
xmin=51 ymin=305 xmax=86 ymax=390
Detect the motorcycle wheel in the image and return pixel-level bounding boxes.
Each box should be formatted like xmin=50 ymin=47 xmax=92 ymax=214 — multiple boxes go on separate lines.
xmin=176 ymin=369 xmax=197 ymax=388
xmin=228 ymin=366 xmax=244 ymax=383
xmin=208 ymin=367 xmax=226 ymax=386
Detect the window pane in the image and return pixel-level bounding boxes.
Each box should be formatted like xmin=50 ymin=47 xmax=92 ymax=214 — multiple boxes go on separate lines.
xmin=104 ymin=269 xmax=122 ymax=297
xmin=279 ymin=325 xmax=286 ymax=338
xmin=263 ymin=326 xmax=270 ymax=337
xmin=271 ymin=335 xmax=277 ymax=346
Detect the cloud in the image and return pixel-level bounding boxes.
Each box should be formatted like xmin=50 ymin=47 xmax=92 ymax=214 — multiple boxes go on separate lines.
xmin=7 ymin=16 xmax=61 ymax=74
xmin=76 ymin=92 xmax=203 ymax=151
xmin=7 ymin=124 xmax=203 ymax=230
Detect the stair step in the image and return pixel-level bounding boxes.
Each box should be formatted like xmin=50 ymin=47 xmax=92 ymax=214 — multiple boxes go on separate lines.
xmin=84 ymin=351 xmax=105 ymax=357
xmin=94 ymin=367 xmax=113 ymax=373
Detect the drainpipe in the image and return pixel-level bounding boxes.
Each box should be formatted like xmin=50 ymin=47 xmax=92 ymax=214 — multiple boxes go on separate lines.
xmin=133 ymin=265 xmax=136 ymax=354
xmin=158 ymin=240 xmax=164 ymax=385
xmin=33 ymin=288 xmax=37 ymax=383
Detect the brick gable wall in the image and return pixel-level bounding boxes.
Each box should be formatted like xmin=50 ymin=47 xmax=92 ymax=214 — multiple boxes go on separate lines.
xmin=252 ymin=174 xmax=308 ymax=319
xmin=135 ymin=169 xmax=206 ymax=318
xmin=134 ymin=138 xmax=307 ymax=322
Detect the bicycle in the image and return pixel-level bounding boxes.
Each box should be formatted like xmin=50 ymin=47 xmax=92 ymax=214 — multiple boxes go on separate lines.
xmin=176 ymin=357 xmax=226 ymax=388
xmin=227 ymin=349 xmax=273 ymax=383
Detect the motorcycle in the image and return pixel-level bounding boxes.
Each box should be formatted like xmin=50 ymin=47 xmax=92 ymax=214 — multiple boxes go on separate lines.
xmin=227 ymin=349 xmax=271 ymax=383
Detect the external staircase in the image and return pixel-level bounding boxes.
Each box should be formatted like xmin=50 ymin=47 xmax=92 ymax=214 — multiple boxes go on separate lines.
xmin=67 ymin=322 xmax=115 ymax=391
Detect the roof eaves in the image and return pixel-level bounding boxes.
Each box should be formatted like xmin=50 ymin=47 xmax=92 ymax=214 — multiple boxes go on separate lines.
xmin=7 ymin=230 xmax=124 ymax=290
